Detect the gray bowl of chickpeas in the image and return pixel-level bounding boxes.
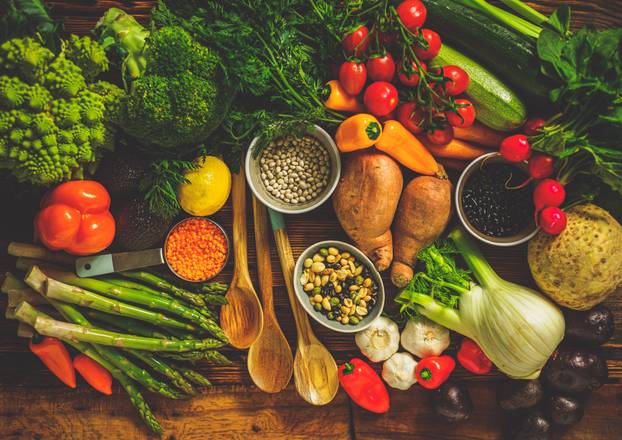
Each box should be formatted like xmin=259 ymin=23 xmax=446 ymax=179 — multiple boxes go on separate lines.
xmin=294 ymin=240 xmax=385 ymax=333
xmin=245 ymin=125 xmax=341 ymax=214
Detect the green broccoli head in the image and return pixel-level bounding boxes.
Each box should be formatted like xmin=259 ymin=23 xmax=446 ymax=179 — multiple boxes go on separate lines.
xmin=0 ymin=36 xmax=124 ymax=186
xmin=120 ymin=25 xmax=232 ymax=150
xmin=64 ymin=35 xmax=109 ymax=81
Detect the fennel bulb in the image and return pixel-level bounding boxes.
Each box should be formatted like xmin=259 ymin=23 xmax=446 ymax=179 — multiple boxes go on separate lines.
xmin=397 ymin=228 xmax=565 ymax=379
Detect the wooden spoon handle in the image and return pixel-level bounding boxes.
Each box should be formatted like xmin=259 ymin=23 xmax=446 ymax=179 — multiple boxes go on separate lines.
xmin=252 ymin=196 xmax=275 ymax=314
xmin=269 ymin=210 xmax=314 ymax=346
xmin=231 ymin=170 xmax=250 ymax=283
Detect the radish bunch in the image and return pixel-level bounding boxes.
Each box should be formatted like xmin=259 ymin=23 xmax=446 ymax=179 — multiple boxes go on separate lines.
xmin=500 ymin=119 xmax=567 ymax=235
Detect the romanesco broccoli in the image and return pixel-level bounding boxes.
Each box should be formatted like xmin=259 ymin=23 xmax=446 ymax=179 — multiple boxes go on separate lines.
xmin=0 ymin=36 xmax=124 ymax=185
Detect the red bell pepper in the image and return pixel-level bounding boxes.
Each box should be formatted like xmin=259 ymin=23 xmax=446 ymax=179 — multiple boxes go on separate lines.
xmin=35 ymin=180 xmax=115 ymax=256
xmin=457 ymin=338 xmax=492 ymax=375
xmin=29 ymin=336 xmax=76 ymax=388
xmin=338 ymin=358 xmax=390 ymax=413
xmin=415 ymin=355 xmax=455 ymax=389
xmin=73 ymin=354 xmax=113 ymax=395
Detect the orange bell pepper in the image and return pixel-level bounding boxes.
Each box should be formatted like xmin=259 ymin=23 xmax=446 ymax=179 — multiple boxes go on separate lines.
xmin=335 ymin=113 xmax=382 ymax=153
xmin=35 ymin=180 xmax=115 ymax=256
xmin=323 ymin=80 xmax=366 ymax=113
xmin=73 ymin=354 xmax=113 ymax=395
xmin=375 ymin=120 xmax=439 ymax=175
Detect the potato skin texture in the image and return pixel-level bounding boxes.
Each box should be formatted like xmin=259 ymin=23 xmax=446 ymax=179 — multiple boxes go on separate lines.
xmin=390 ymin=173 xmax=452 ymax=287
xmin=528 ymin=204 xmax=622 ymax=310
xmin=333 ymin=151 xmax=403 ymax=271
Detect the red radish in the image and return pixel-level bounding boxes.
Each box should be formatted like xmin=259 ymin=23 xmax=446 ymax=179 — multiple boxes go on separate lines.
xmin=342 ymin=25 xmax=370 ymax=57
xmin=500 ymin=134 xmax=532 ymax=162
xmin=339 ymin=60 xmax=367 ymax=95
xmin=366 ymin=53 xmax=396 ymax=82
xmin=414 ymin=29 xmax=442 ymax=60
xmin=508 ymin=154 xmax=555 ymax=189
xmin=524 ymin=118 xmax=546 ymax=136
xmin=427 ymin=125 xmax=454 ymax=145
xmin=539 ymin=207 xmax=567 ymax=235
xmin=528 ymin=154 xmax=555 ymax=179
xmin=397 ymin=102 xmax=425 ymax=134
xmin=533 ymin=178 xmax=566 ymax=213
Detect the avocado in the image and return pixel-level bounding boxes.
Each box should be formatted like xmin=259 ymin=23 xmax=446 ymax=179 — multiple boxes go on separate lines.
xmin=115 ymin=196 xmax=172 ymax=251
xmin=96 ymin=150 xmax=148 ymax=195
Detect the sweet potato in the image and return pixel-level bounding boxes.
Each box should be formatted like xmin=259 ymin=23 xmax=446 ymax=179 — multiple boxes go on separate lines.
xmin=333 ymin=151 xmax=403 ymax=271
xmin=391 ymin=173 xmax=452 ymax=287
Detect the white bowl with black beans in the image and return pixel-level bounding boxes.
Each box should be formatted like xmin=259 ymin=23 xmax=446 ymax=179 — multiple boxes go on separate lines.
xmin=294 ymin=241 xmax=385 ymax=333
xmin=245 ymin=125 xmax=341 ymax=214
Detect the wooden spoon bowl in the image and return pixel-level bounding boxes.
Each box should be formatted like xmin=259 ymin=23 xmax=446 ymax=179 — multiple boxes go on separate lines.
xmin=220 ymin=170 xmax=263 ymax=349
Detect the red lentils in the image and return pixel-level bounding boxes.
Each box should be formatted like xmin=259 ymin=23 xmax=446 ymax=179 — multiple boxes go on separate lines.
xmin=165 ymin=218 xmax=228 ymax=281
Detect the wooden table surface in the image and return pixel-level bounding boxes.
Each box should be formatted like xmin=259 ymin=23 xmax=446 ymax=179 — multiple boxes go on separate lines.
xmin=1 ymin=1 xmax=622 ymax=439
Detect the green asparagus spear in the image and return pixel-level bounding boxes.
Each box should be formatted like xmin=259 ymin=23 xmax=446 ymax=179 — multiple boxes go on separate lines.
xmin=29 ymin=313 xmax=225 ymax=352
xmin=120 ymin=271 xmax=206 ymax=307
xmin=160 ymin=350 xmax=233 ymax=365
xmin=175 ymin=365 xmax=212 ymax=387
xmin=102 ymin=277 xmax=175 ymax=299
xmin=82 ymin=309 xmax=173 ymax=339
xmin=126 ymin=349 xmax=196 ymax=396
xmin=34 ymin=267 xmax=225 ymax=340
xmin=199 ymin=282 xmax=228 ymax=295
xmin=40 ymin=278 xmax=200 ymax=333
xmin=199 ymin=293 xmax=228 ymax=306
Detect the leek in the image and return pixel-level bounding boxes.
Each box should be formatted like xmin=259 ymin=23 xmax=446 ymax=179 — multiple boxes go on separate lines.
xmin=397 ymin=228 xmax=565 ymax=379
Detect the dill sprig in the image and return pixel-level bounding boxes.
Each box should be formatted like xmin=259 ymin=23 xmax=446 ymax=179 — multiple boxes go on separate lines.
xmin=139 ymin=159 xmax=197 ymax=220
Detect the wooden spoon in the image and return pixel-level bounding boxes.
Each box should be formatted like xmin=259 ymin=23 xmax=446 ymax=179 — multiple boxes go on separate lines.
xmin=268 ymin=209 xmax=339 ymax=405
xmin=220 ymin=170 xmax=263 ymax=349
xmin=247 ymin=197 xmax=293 ymax=392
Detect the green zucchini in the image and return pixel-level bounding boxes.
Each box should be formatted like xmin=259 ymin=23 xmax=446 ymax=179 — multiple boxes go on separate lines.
xmin=432 ymin=44 xmax=527 ymax=132
xmin=425 ymin=0 xmax=550 ymax=104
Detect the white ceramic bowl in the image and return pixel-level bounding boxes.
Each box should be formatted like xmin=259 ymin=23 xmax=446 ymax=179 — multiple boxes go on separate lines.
xmin=245 ymin=125 xmax=341 ymax=214
xmin=293 ymin=240 xmax=385 ymax=334
xmin=455 ymin=152 xmax=539 ymax=247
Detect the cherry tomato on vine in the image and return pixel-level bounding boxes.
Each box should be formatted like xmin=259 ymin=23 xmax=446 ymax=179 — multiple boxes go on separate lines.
xmin=397 ymin=102 xmax=425 ymax=134
xmin=398 ymin=60 xmax=427 ymax=87
xmin=364 ymin=81 xmax=399 ymax=117
xmin=414 ymin=29 xmax=442 ymax=60
xmin=366 ymin=53 xmax=396 ymax=82
xmin=446 ymin=99 xmax=475 ymax=128
xmin=339 ymin=60 xmax=367 ymax=96
xmin=396 ymin=0 xmax=427 ymax=33
xmin=441 ymin=65 xmax=469 ymax=96
xmin=342 ymin=25 xmax=370 ymax=57
xmin=427 ymin=125 xmax=454 ymax=145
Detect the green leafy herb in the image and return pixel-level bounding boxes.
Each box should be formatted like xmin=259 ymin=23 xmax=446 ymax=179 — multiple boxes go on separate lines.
xmin=139 ymin=159 xmax=197 ymax=220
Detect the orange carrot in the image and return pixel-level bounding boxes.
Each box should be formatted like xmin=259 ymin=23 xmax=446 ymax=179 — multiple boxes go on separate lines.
xmin=453 ymin=121 xmax=505 ymax=149
xmin=417 ymin=136 xmax=489 ymax=161
xmin=375 ymin=120 xmax=439 ymax=175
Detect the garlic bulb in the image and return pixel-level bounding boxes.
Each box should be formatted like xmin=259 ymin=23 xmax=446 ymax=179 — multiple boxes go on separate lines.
xmin=382 ymin=352 xmax=418 ymax=390
xmin=355 ymin=316 xmax=400 ymax=362
xmin=401 ymin=316 xmax=450 ymax=358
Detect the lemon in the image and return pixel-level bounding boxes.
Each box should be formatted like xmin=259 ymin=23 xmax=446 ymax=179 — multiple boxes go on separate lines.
xmin=178 ymin=156 xmax=231 ymax=216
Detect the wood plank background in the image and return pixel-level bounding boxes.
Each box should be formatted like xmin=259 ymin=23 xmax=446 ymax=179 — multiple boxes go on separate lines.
xmin=1 ymin=1 xmax=622 ymax=439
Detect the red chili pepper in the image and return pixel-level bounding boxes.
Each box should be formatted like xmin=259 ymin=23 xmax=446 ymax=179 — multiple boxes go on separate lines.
xmin=338 ymin=358 xmax=390 ymax=414
xmin=73 ymin=354 xmax=113 ymax=395
xmin=29 ymin=336 xmax=76 ymax=388
xmin=415 ymin=355 xmax=455 ymax=389
xmin=457 ymin=338 xmax=493 ymax=375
